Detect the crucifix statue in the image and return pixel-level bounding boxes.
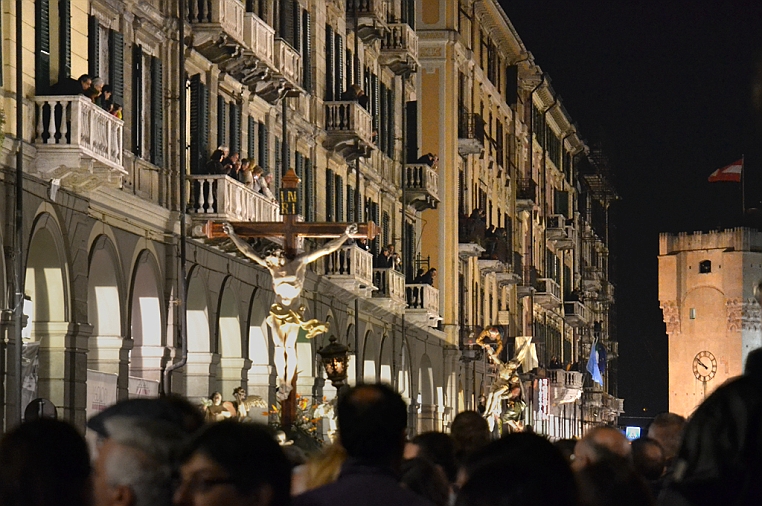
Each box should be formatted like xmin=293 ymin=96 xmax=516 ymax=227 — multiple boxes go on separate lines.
xmin=204 ymin=168 xmax=378 ymax=428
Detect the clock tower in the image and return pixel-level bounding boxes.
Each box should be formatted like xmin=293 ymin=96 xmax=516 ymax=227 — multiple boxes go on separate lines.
xmin=658 ymin=228 xmax=762 ymax=417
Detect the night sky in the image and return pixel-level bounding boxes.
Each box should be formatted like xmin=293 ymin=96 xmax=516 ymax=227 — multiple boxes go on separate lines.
xmin=502 ymin=0 xmax=762 ymax=422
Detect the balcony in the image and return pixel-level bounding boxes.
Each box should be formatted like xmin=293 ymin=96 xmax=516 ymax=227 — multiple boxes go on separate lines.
xmin=346 ymin=0 xmax=388 ymax=44
xmin=546 ymin=214 xmax=575 ymax=250
xmin=323 ymin=244 xmax=375 ymax=298
xmin=563 ymin=301 xmax=592 ymax=327
xmin=495 ymin=252 xmax=522 ymax=287
xmin=274 ymin=38 xmax=302 ymax=88
xmin=458 ymin=215 xmax=486 ymax=259
xmin=379 ymin=23 xmax=418 ymax=76
xmin=33 ymin=95 xmax=125 ymax=190
xmin=516 ymin=179 xmax=537 ymax=211
xmin=186 ymin=175 xmax=281 ymax=223
xmin=458 ymin=113 xmax=485 ymax=156
xmin=404 ymin=163 xmax=439 ymax=211
xmin=549 ymin=369 xmax=584 ymax=390
xmin=323 ymin=101 xmax=374 ymax=161
xmin=371 ymin=268 xmax=406 ymax=312
xmin=535 ymin=278 xmax=561 ymax=309
xmin=405 ymin=284 xmax=441 ymax=328
xmin=187 ymin=0 xmax=245 ymax=62
xmin=517 ymin=266 xmax=538 ymax=298
xmin=599 ymin=280 xmax=615 ymax=303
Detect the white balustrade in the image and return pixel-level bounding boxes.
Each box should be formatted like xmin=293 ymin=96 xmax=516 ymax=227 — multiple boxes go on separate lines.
xmin=405 ymin=163 xmax=439 ymax=200
xmin=186 ymin=175 xmax=281 ymax=223
xmin=324 ymin=244 xmax=374 ymax=287
xmin=324 ymin=101 xmax=374 ymax=144
xmin=33 ymin=95 xmax=124 ymax=174
xmin=373 ymin=268 xmax=406 ymax=303
xmin=383 ymin=23 xmax=418 ymax=60
xmin=244 ymin=12 xmax=274 ymax=67
xmin=405 ymin=284 xmax=440 ymax=316
xmin=274 ymin=39 xmax=302 ymax=86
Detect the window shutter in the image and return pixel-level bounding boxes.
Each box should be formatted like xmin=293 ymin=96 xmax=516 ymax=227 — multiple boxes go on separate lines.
xmin=88 ymin=16 xmax=100 ymax=78
xmin=274 ymin=137 xmax=281 ymax=190
xmin=230 ymin=101 xmax=241 ymax=156
xmin=305 ymin=158 xmax=315 ymax=221
xmin=109 ymin=30 xmax=124 ymax=106
xmin=345 ymin=49 xmax=353 ymax=88
xmin=59 ymin=0 xmax=71 ymax=81
xmin=151 ymin=56 xmax=164 ymax=167
xmin=382 ymin=212 xmax=390 ymax=248
xmin=248 ymin=116 xmax=256 ymax=160
xmin=302 ymin=10 xmax=312 ymax=93
xmin=371 ymin=73 xmax=379 ymax=139
xmin=280 ymin=0 xmax=294 ymax=46
xmin=406 ymin=100 xmax=417 ymax=163
xmin=189 ymin=75 xmax=208 ymax=174
xmin=347 ymin=185 xmax=354 ymax=222
xmin=35 ymin=0 xmax=50 ymax=94
xmin=379 ymin=82 xmax=387 ymax=152
xmin=387 ymin=87 xmax=395 ymax=158
xmin=258 ymin=121 xmax=269 ymax=171
xmin=334 ymin=33 xmax=344 ymax=102
xmin=132 ymin=45 xmax=143 ymax=156
xmin=217 ymin=95 xmax=227 ymax=149
xmin=335 ymin=175 xmax=344 ymax=222
xmin=295 ymin=152 xmax=303 ymax=215
xmin=325 ymin=24 xmax=333 ymax=100
xmin=326 ymin=168 xmax=335 ymax=221
xmin=292 ymin=1 xmax=301 ymax=53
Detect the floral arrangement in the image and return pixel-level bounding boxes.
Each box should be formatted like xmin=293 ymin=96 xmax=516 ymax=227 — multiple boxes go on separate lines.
xmin=265 ymin=394 xmax=332 ymax=443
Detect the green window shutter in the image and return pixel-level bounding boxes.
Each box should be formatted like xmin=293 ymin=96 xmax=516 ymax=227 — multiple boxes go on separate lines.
xmin=304 ymin=158 xmax=315 ymax=221
xmin=292 ymin=1 xmax=301 ymax=54
xmin=347 ymin=185 xmax=354 ymax=222
xmin=302 ymin=10 xmax=312 ymax=93
xmin=279 ymin=0 xmax=294 ymax=45
xmin=371 ymin=73 xmax=379 ymax=139
xmin=326 ymin=168 xmax=334 ymax=221
xmin=35 ymin=0 xmax=50 ymax=94
xmin=325 ymin=24 xmax=333 ymax=100
xmin=295 ymin=152 xmax=303 ymax=215
xmin=230 ymin=102 xmax=241 ymax=156
xmin=189 ymin=74 xmax=208 ymax=174
xmin=217 ymin=95 xmax=227 ymax=149
xmin=382 ymin=212 xmax=390 ymax=248
xmin=379 ymin=82 xmax=387 ymax=153
xmin=88 ymin=16 xmax=100 ymax=78
xmin=334 ymin=33 xmax=344 ymax=102
xmin=554 ymin=189 xmax=569 ymax=217
xmin=109 ymin=30 xmax=124 ymax=106
xmin=335 ymin=175 xmax=344 ymax=222
xmin=248 ymin=116 xmax=256 ymax=160
xmin=388 ymin=87 xmax=395 ymax=158
xmin=59 ymin=0 xmax=71 ymax=81
xmin=258 ymin=121 xmax=268 ymax=170
xmin=132 ymin=45 xmax=143 ymax=156
xmin=274 ymin=137 xmax=281 ymax=190
xmin=151 ymin=56 xmax=164 ymax=167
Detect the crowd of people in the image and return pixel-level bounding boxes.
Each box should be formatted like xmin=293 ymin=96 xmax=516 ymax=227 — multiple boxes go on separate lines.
xmin=51 ymin=73 xmax=123 ymax=119
xmin=2 ymin=349 xmax=762 ymax=506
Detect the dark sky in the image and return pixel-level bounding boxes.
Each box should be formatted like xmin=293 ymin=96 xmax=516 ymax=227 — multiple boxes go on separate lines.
xmin=502 ymin=0 xmax=762 ymax=420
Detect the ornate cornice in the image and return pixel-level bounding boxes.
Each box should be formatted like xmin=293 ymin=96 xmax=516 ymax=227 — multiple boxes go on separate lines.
xmin=727 ymin=298 xmax=762 ymax=333
xmin=661 ymin=301 xmax=680 ymax=335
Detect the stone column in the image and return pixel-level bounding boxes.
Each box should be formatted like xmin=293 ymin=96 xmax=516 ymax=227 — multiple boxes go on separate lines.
xmin=184 ymin=351 xmax=215 ymax=401
xmin=219 ymin=357 xmax=252 ymax=400
xmin=418 ymin=404 xmax=441 ymax=432
xmin=129 ymin=344 xmax=166 ymax=383
xmin=88 ymin=335 xmax=132 ymax=400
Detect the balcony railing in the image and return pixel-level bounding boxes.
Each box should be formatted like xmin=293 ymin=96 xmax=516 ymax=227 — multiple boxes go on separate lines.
xmin=33 ymin=95 xmax=125 ymax=185
xmin=323 ymin=244 xmax=374 ymax=296
xmin=274 ymin=38 xmax=302 ymax=87
xmin=458 ymin=113 xmax=485 ymax=156
xmin=549 ymin=369 xmax=584 ymax=389
xmin=243 ymin=12 xmax=274 ymax=68
xmin=373 ymin=268 xmax=406 ymax=305
xmin=546 ymin=214 xmax=568 ymax=239
xmin=346 ymin=0 xmax=388 ymax=43
xmin=405 ymin=284 xmax=440 ymax=327
xmin=535 ymin=278 xmax=561 ymax=308
xmin=323 ymin=101 xmax=374 ymax=160
xmin=563 ymin=301 xmax=592 ymax=327
xmin=186 ymin=175 xmax=281 ymax=223
xmin=516 ymin=179 xmax=537 ymax=210
xmin=404 ymin=163 xmax=439 ymax=210
xmin=187 ymin=0 xmax=245 ymax=48
xmin=379 ymin=23 xmax=418 ymax=76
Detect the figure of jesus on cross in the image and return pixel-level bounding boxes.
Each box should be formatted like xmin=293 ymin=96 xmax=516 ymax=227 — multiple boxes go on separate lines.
xmin=222 ymin=221 xmax=357 ymax=400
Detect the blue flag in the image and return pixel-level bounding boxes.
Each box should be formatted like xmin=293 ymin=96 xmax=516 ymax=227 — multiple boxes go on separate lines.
xmin=587 ymin=339 xmax=604 ymax=385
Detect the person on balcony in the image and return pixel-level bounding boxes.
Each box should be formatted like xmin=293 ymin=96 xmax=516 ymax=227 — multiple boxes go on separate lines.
xmin=251 ymin=165 xmax=264 ymax=192
xmin=342 ymin=84 xmax=369 ymax=109
xmin=238 ymin=159 xmax=252 ymax=186
xmin=50 ymin=73 xmax=91 ymax=96
xmin=416 ymin=153 xmax=438 ymax=167
xmin=260 ymin=172 xmax=277 ymax=202
xmin=205 ymin=149 xmax=226 ymax=175
xmin=420 ymin=268 xmax=437 ymax=286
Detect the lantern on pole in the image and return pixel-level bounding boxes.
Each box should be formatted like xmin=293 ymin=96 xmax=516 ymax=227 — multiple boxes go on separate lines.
xmin=317 ymin=336 xmax=349 ymax=388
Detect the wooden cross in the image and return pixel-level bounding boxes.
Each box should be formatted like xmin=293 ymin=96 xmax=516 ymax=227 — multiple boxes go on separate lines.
xmin=202 ymin=168 xmax=378 ymax=431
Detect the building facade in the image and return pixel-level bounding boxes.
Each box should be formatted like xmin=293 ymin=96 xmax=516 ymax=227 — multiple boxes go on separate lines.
xmin=1 ymin=0 xmax=620 ymax=436
xmin=659 ymin=228 xmax=762 ymax=417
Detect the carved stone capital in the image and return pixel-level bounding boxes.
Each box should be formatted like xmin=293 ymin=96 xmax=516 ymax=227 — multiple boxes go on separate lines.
xmin=661 ymin=301 xmax=680 ymax=335
xmin=727 ymin=298 xmax=762 ymax=333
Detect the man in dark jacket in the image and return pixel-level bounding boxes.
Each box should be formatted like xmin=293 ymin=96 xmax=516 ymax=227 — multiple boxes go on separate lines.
xmin=293 ymin=384 xmax=433 ymax=506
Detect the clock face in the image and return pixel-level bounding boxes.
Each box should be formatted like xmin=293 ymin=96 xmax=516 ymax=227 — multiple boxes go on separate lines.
xmin=692 ymin=351 xmax=717 ymax=382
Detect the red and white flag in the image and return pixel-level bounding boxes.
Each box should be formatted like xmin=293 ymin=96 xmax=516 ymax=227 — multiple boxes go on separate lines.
xmin=708 ymin=159 xmax=743 ymax=182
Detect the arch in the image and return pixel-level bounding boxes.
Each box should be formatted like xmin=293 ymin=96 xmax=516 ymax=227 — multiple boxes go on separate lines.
xmin=345 ymin=323 xmax=356 ymax=385
xmin=26 ymin=216 xmax=69 ymax=325
xmin=362 ymin=329 xmax=377 ymax=383
xmin=418 ymin=354 xmax=435 ymax=405
xmin=186 ymin=266 xmax=212 ymax=353
xmin=218 ymin=277 xmax=243 ymax=358
xmin=398 ymin=341 xmax=412 ymax=402
xmin=128 ymin=249 xmax=165 ymax=382
xmin=378 ymin=333 xmax=394 ymax=383
xmin=247 ymin=289 xmax=272 ymax=366
xmin=88 ymin=235 xmax=123 ymax=340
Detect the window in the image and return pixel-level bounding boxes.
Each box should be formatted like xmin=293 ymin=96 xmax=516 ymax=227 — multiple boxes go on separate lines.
xmin=699 ymin=260 xmax=712 ymax=274
xmin=303 ymin=158 xmax=315 ymax=221
xmin=132 ymin=46 xmax=163 ymax=166
xmin=189 ymin=74 xmax=209 ymax=174
xmin=326 ymin=168 xmax=335 ymax=221
xmin=690 ymin=308 xmax=696 ymax=319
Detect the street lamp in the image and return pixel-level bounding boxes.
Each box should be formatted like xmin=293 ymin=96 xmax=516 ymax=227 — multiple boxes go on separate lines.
xmin=317 ymin=336 xmax=349 ymax=389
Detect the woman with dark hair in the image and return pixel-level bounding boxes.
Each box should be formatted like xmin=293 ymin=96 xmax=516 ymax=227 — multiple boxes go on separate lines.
xmin=0 ymin=418 xmax=92 ymax=506
xmin=174 ymin=421 xmax=291 ymax=506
